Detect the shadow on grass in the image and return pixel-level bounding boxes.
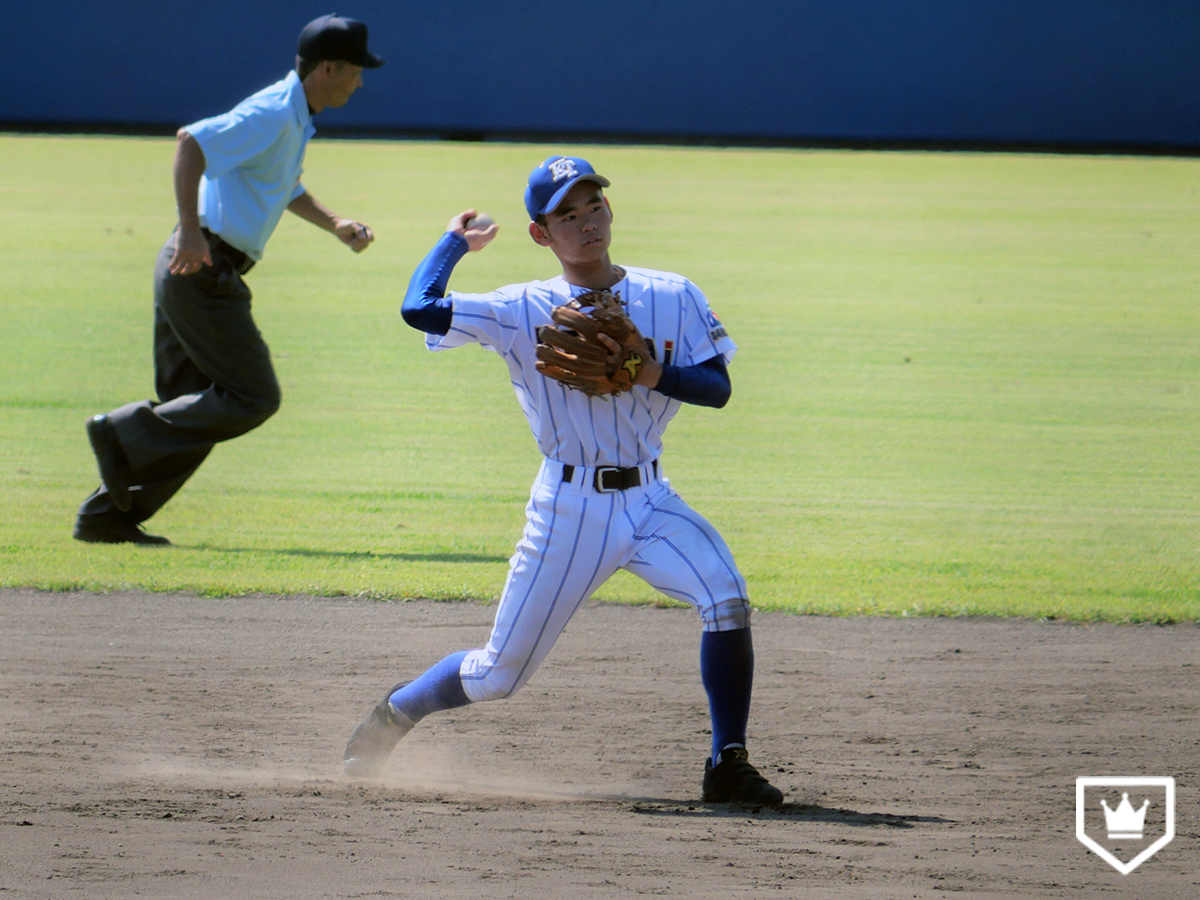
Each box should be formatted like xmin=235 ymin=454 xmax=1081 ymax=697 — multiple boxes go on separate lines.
xmin=625 ymin=799 xmax=951 ymax=826
xmin=182 ymin=544 xmax=508 ymax=565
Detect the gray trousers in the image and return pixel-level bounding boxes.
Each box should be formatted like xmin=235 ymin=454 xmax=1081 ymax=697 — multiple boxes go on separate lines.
xmin=78 ymin=233 xmax=281 ymax=524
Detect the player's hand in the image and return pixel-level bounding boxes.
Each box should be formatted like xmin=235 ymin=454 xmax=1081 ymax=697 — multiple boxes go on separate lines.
xmin=335 ymin=219 xmax=375 ymax=253
xmin=448 ymin=209 xmax=499 ymax=252
xmin=168 ymin=226 xmax=213 ymax=276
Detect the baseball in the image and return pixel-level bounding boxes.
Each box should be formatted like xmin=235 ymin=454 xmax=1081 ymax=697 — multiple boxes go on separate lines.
xmin=465 ymin=212 xmax=494 ymax=231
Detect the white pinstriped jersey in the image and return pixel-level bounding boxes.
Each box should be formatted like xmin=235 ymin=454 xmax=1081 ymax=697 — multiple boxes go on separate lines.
xmin=427 ymin=266 xmax=737 ymax=468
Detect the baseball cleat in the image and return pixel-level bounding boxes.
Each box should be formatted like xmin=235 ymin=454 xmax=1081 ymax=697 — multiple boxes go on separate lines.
xmin=702 ymin=747 xmax=784 ymax=806
xmin=73 ymin=513 xmax=171 ymax=545
xmin=343 ymin=682 xmax=415 ymax=778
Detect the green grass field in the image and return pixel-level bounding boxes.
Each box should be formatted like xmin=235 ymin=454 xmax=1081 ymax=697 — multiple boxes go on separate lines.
xmin=1 ymin=134 xmax=1196 ymax=621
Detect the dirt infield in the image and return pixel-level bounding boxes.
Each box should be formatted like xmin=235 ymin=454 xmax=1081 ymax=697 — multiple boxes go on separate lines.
xmin=1 ymin=587 xmax=1196 ymax=899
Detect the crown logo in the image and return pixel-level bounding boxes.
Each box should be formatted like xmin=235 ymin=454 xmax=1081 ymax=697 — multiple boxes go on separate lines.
xmin=1100 ymin=792 xmax=1149 ymax=840
xmin=1077 ymin=777 xmax=1175 ymax=875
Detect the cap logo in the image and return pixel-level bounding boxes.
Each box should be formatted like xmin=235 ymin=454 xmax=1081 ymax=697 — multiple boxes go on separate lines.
xmin=549 ymin=158 xmax=579 ymax=182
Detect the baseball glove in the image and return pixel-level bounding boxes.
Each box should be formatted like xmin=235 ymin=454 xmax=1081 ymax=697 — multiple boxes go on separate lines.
xmin=535 ymin=290 xmax=649 ymax=397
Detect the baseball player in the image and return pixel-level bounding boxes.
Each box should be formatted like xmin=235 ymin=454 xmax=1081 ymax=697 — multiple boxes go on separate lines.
xmin=344 ymin=156 xmax=783 ymax=805
xmin=74 ymin=14 xmax=382 ymax=545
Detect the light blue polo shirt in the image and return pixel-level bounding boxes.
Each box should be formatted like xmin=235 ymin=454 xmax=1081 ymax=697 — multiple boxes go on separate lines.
xmin=186 ymin=70 xmax=315 ymax=260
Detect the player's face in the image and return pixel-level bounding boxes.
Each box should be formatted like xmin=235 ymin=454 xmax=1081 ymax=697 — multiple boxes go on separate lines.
xmin=323 ymin=61 xmax=364 ymax=108
xmin=534 ymin=182 xmax=613 ymax=265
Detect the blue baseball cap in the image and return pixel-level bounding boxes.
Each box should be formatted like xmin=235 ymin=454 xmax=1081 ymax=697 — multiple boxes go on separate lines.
xmin=524 ymin=156 xmax=611 ymax=220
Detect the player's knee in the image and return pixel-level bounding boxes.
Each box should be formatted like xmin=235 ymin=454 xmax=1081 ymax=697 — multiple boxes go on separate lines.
xmin=463 ymin=676 xmax=522 ymax=704
xmin=704 ymin=597 xmax=752 ymax=632
xmin=459 ymin=646 xmax=543 ymax=703
xmin=461 ymin=661 xmax=531 ymax=704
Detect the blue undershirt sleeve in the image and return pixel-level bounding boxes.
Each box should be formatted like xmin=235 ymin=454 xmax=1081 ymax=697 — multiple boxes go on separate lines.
xmin=653 ymin=355 xmax=731 ymax=408
xmin=401 ymin=231 xmax=468 ymax=336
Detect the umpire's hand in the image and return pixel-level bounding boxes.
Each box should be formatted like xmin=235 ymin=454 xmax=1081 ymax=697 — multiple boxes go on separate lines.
xmin=168 ymin=226 xmax=213 ymax=276
xmin=335 ymin=219 xmax=375 ymax=253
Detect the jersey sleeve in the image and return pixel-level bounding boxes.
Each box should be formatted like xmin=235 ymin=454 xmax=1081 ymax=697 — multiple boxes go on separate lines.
xmin=424 ymin=290 xmax=522 ymax=354
xmin=678 ymin=280 xmax=737 ymax=366
xmin=185 ymin=101 xmax=291 ymax=181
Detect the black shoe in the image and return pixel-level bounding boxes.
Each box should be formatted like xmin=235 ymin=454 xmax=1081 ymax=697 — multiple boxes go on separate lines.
xmin=702 ymin=747 xmax=784 ymax=806
xmin=86 ymin=414 xmax=133 ymax=512
xmin=73 ymin=513 xmax=171 ymax=546
xmin=343 ymin=682 xmax=415 ymax=778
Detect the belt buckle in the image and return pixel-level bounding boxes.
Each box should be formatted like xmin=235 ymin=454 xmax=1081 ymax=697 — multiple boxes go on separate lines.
xmin=594 ymin=466 xmax=621 ymax=493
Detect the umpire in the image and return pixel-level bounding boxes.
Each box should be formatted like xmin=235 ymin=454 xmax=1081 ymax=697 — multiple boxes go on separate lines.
xmin=75 ymin=15 xmax=383 ymax=545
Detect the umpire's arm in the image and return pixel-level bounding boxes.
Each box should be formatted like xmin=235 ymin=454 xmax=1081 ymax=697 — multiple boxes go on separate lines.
xmin=287 ymin=191 xmax=375 ymax=253
xmin=168 ymin=130 xmax=212 ymax=276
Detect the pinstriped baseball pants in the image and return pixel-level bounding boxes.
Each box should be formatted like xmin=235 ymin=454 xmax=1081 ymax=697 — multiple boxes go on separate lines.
xmin=459 ymin=459 xmax=751 ymax=703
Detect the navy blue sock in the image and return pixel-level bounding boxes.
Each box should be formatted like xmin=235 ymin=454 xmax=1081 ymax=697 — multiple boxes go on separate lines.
xmin=700 ymin=627 xmax=754 ymax=762
xmin=388 ymin=650 xmax=472 ymax=724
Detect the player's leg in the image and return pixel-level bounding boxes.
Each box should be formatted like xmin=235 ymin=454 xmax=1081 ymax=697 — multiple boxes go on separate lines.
xmin=344 ymin=463 xmax=631 ymax=777
xmin=624 ymin=486 xmax=783 ymax=805
xmin=458 ymin=468 xmax=631 ymax=703
xmin=700 ymin=626 xmax=754 ymax=762
xmin=343 ymin=651 xmax=472 ymax=777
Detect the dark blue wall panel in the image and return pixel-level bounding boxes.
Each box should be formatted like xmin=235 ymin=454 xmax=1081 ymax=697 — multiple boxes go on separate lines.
xmin=3 ymin=1 xmax=1198 ymax=148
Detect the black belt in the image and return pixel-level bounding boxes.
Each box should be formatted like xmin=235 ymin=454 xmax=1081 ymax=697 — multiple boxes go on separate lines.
xmin=201 ymin=228 xmax=255 ymax=274
xmin=561 ymin=461 xmax=658 ymax=493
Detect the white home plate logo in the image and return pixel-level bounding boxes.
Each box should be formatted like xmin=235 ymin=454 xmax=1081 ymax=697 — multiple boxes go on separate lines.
xmin=1076 ymin=777 xmax=1175 ymax=875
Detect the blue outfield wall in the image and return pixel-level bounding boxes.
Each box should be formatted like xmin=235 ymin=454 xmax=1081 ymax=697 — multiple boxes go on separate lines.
xmin=3 ymin=1 xmax=1199 ymax=149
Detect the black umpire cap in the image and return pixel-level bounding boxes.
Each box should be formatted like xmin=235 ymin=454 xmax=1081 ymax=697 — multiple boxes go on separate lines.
xmin=298 ymin=14 xmax=385 ymax=68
